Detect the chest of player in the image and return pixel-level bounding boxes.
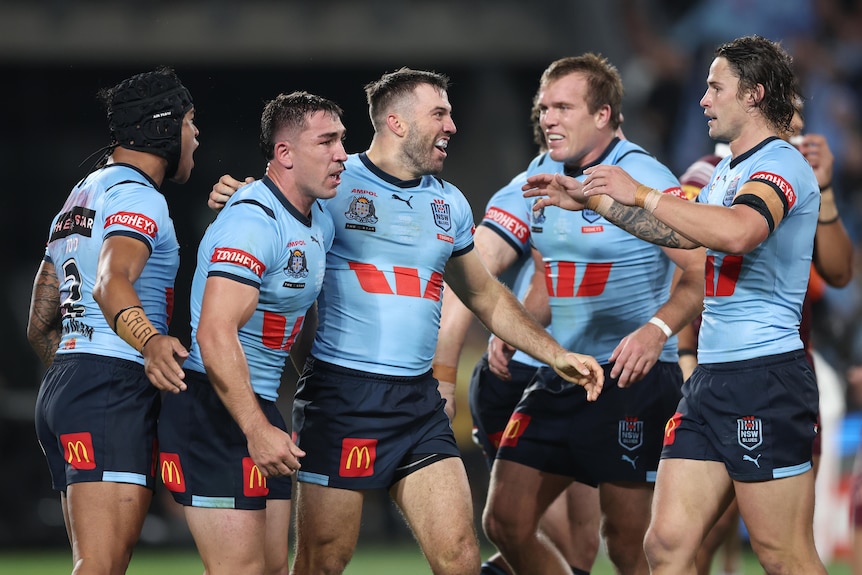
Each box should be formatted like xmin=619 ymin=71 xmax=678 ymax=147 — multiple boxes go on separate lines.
xmin=332 ymin=189 xmax=458 ymax=255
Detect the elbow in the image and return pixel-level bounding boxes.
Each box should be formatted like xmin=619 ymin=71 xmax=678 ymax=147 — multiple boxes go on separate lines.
xmin=823 ymin=266 xmax=853 ymax=288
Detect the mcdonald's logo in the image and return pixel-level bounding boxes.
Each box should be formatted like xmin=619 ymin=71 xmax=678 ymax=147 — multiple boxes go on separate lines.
xmin=243 ymin=457 xmax=269 ymax=497
xmin=488 ymin=430 xmax=504 ymax=450
xmin=60 ymin=432 xmax=96 ymax=470
xmin=160 ymin=452 xmax=186 ymax=493
xmin=339 ymin=438 xmax=377 ymax=478
xmin=499 ymin=413 xmax=531 ymax=448
xmin=663 ymin=412 xmax=683 ymax=447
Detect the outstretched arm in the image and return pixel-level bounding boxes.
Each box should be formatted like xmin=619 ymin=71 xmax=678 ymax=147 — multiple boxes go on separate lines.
xmin=444 ymin=249 xmax=603 ymax=400
xmin=524 ymin=171 xmax=701 ymax=249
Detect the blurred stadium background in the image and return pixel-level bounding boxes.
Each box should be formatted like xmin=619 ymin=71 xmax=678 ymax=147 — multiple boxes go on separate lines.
xmin=2 ymin=1 xmax=861 ymax=572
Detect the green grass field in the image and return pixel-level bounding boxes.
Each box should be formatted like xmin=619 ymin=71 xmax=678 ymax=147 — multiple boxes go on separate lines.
xmin=0 ymin=546 xmax=852 ymax=574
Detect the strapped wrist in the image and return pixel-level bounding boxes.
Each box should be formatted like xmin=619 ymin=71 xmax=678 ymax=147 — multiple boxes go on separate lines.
xmin=114 ymin=305 xmax=159 ymax=353
xmin=648 ymin=316 xmax=673 ymax=338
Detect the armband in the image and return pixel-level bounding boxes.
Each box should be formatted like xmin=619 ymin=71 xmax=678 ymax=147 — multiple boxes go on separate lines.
xmin=677 ymin=348 xmax=697 ymax=357
xmin=731 ymin=193 xmax=775 ymax=233
xmin=114 ymin=305 xmax=159 ymax=353
xmin=648 ymin=316 xmax=673 ymax=338
xmin=432 ymin=363 xmax=458 ymax=384
xmin=818 ymin=215 xmax=840 ymax=225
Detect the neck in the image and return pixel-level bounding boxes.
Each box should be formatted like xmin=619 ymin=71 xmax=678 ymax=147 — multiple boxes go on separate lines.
xmin=267 ymin=168 xmax=314 ymax=217
xmin=365 ymin=138 xmax=416 ymax=181
xmin=728 ymin=118 xmax=776 ymax=158
xmin=110 ymin=148 xmax=167 ymax=188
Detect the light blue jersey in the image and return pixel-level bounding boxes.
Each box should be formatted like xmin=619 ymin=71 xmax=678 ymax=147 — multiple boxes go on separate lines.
xmin=527 ymin=139 xmax=685 ymax=364
xmin=44 ymin=163 xmax=178 ymax=363
xmin=479 ymin=168 xmax=542 ymax=369
xmin=185 ymin=177 xmax=334 ymax=401
xmin=696 ymin=137 xmax=818 ymax=363
xmin=311 ymin=152 xmax=475 ymax=376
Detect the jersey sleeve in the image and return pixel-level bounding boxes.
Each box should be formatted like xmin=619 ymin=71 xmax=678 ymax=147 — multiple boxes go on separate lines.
xmin=203 ymin=200 xmax=282 ymax=288
xmin=102 ymin=183 xmax=171 ymax=253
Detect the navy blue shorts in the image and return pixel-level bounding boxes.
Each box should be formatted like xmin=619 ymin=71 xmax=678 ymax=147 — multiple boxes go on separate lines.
xmin=496 ymin=361 xmax=682 ymax=486
xmin=661 ymin=350 xmax=818 ymax=481
xmin=35 ymin=353 xmax=159 ymax=492
xmin=293 ymin=357 xmax=460 ymax=490
xmin=158 ymin=369 xmax=292 ymax=510
xmin=468 ymin=354 xmax=537 ymax=468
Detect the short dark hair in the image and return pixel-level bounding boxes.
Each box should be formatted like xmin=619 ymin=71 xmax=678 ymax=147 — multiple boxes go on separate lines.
xmin=540 ymin=54 xmax=623 ymax=131
xmin=715 ymin=35 xmax=800 ymax=135
xmin=364 ymin=68 xmax=450 ymax=130
xmin=259 ymin=91 xmax=343 ymax=160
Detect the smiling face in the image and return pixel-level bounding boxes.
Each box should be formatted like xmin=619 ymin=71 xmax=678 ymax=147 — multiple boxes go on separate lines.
xmin=699 ymin=57 xmax=751 ymax=144
xmin=398 ymin=83 xmax=456 ymax=177
xmin=538 ymin=72 xmax=610 ymax=167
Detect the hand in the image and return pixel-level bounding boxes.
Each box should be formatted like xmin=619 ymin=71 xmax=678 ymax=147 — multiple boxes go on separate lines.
xmin=608 ymin=323 xmax=665 ymax=388
xmin=551 ymin=351 xmax=604 ymax=401
xmin=437 ymin=380 xmax=456 ymax=421
xmin=208 ymin=175 xmax=254 ymax=211
xmin=247 ymin=424 xmax=306 ymax=478
xmin=142 ymin=335 xmax=188 ymax=393
xmin=523 ymin=173 xmax=588 ymax=212
xmin=487 ymin=336 xmax=516 ymax=380
xmin=582 ymin=165 xmax=642 ymax=206
xmin=797 ymin=134 xmax=833 ymax=190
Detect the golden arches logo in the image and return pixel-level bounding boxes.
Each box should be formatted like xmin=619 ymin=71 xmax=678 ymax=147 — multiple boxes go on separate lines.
xmin=66 ymin=441 xmax=90 ymax=464
xmin=346 ymin=445 xmax=371 ymax=470
xmin=503 ymin=419 xmax=522 ymax=440
xmin=248 ymin=464 xmax=267 ymax=489
xmin=161 ymin=460 xmax=182 ymax=486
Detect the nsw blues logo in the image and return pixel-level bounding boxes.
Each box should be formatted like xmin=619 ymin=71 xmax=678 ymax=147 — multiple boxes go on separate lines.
xmin=285 ymin=249 xmax=309 ymax=279
xmin=618 ymin=417 xmax=644 ymax=451
xmin=431 ymin=198 xmax=451 ymax=232
xmin=582 ymin=209 xmax=602 ymax=224
xmin=737 ymin=416 xmax=763 ymax=450
xmin=722 ymin=175 xmax=741 ymax=206
xmin=346 ymin=196 xmax=378 ymax=224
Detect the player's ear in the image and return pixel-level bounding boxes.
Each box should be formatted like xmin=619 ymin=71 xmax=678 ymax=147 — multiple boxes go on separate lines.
xmin=274 ymin=140 xmax=293 ymax=169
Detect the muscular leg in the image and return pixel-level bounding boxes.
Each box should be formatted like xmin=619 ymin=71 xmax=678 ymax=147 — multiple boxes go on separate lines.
xmin=264 ymin=499 xmax=291 ymax=575
xmin=599 ymin=482 xmax=654 ymax=575
xmin=644 ymin=458 xmax=733 ymax=574
xmin=541 ymin=481 xmax=601 ymax=572
xmin=694 ymin=498 xmax=739 ymax=575
xmin=483 ymin=459 xmax=572 ymax=575
xmin=65 ymin=482 xmax=152 ymax=575
xmin=185 ymin=507 xmax=267 ymax=575
xmin=291 ymin=482 xmax=363 ymax=575
xmin=390 ymin=457 xmax=480 ymax=575
xmin=735 ymin=470 xmax=827 ymax=574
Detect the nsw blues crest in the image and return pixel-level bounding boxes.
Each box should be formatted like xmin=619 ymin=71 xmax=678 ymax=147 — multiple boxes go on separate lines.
xmin=737 ymin=416 xmax=763 ymax=450
xmin=431 ymin=198 xmax=451 ymax=232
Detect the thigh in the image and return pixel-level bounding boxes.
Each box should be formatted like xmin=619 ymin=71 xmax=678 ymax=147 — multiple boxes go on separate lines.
xmin=66 ymin=481 xmax=152 ymax=561
xmin=264 ymin=499 xmax=291 ymax=575
xmin=648 ymin=458 xmax=733 ymax=552
xmin=185 ymin=506 xmax=267 ymax=575
xmin=391 ymin=457 xmax=479 ymax=563
xmin=293 ymin=482 xmax=364 ymax=560
xmin=735 ymin=470 xmax=816 ymax=554
xmin=487 ymin=458 xmax=571 ymax=530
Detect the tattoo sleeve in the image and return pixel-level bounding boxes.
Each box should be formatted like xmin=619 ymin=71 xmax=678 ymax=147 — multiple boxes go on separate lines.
xmin=28 ymin=264 xmax=62 ymax=367
xmin=599 ymin=201 xmax=696 ymax=249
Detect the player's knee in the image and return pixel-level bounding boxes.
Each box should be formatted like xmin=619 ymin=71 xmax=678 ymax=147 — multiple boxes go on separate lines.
xmin=292 ymin=547 xmax=351 ymax=575
xmin=643 ymin=522 xmax=694 ymax=569
xmin=482 ymin=504 xmax=529 ymax=552
xmin=427 ymin=536 xmax=481 ymax=575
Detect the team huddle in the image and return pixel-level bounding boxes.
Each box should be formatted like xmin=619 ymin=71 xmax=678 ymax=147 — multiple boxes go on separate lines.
xmin=27 ymin=35 xmax=843 ymax=575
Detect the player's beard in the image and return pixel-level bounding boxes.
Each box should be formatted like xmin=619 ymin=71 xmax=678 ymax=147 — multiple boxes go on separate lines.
xmin=400 ymin=129 xmax=444 ymax=177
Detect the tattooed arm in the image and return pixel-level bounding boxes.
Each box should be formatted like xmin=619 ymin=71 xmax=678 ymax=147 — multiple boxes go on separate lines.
xmin=27 ymin=260 xmax=62 ymax=368
xmin=523 ymin=171 xmax=701 ymax=249
xmin=591 ymin=198 xmax=701 ymax=249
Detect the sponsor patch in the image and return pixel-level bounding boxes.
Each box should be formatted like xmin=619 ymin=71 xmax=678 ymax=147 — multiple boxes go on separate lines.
xmin=750 ymin=171 xmax=796 ymax=208
xmin=499 ymin=413 xmax=531 ymax=448
xmin=61 ymin=432 xmax=96 ymax=470
xmin=105 ymin=211 xmax=158 ymax=238
xmin=339 ymin=438 xmax=377 ymax=478
xmin=211 ymin=247 xmax=266 ymax=277
xmin=160 ymin=452 xmax=186 ymax=492
xmin=484 ymin=207 xmax=529 ymax=243
xmin=663 ymin=412 xmax=682 ymax=447
xmin=50 ymin=206 xmax=96 ymax=242
xmin=243 ymin=457 xmax=269 ymax=497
